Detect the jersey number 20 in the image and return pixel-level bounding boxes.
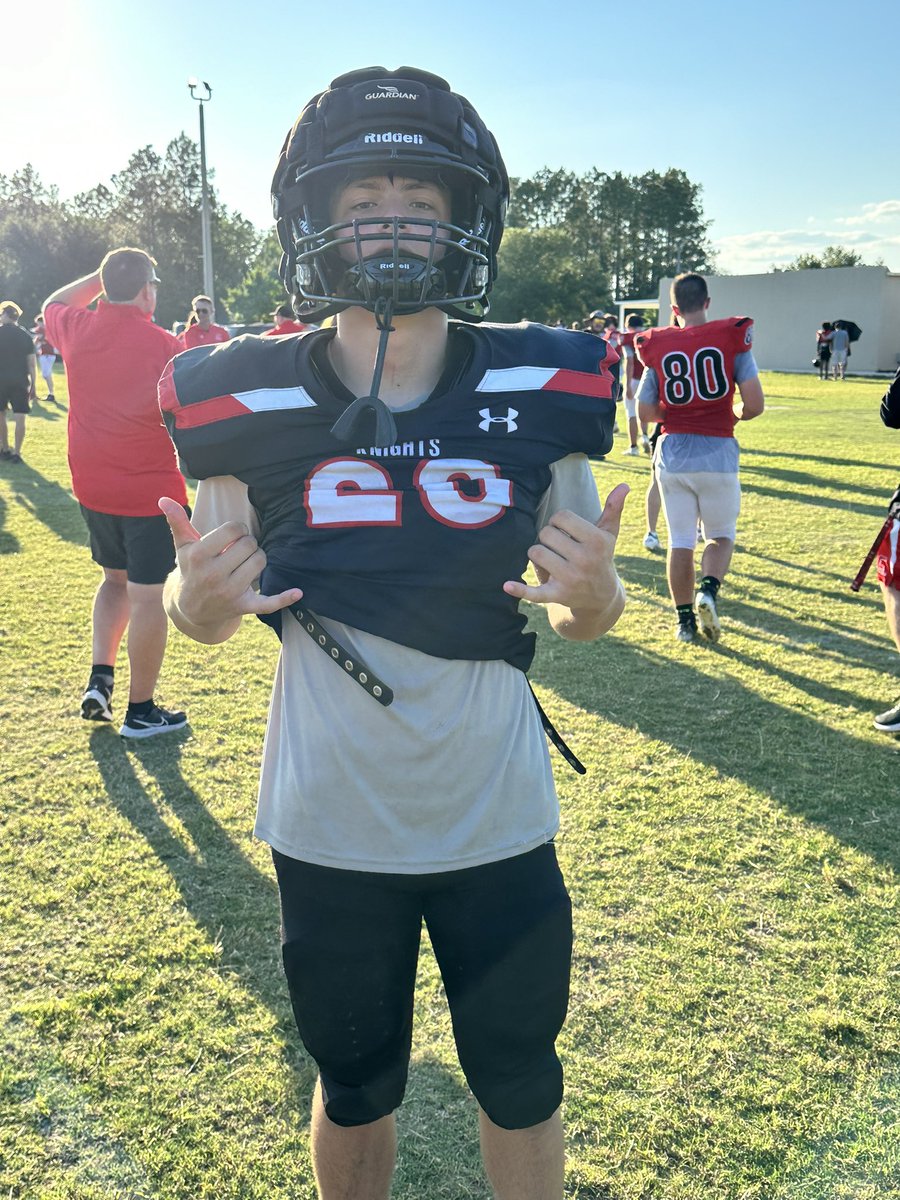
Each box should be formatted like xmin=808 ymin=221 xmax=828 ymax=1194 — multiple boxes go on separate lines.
xmin=304 ymin=457 xmax=513 ymax=530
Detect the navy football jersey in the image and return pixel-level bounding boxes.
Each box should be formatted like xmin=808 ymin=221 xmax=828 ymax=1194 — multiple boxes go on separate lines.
xmin=160 ymin=322 xmax=617 ymax=671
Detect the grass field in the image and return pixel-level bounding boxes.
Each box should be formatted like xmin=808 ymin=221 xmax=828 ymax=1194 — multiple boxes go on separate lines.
xmin=1 ymin=366 xmax=898 ymax=1200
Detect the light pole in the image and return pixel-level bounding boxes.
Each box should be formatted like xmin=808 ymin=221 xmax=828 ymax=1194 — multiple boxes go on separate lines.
xmin=188 ymin=78 xmax=215 ymax=309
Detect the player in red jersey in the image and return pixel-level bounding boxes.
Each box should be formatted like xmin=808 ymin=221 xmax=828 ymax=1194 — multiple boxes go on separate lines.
xmin=636 ymin=272 xmax=765 ymax=643
xmin=620 ymin=313 xmax=651 ymax=456
xmin=180 ymin=295 xmax=231 ymax=349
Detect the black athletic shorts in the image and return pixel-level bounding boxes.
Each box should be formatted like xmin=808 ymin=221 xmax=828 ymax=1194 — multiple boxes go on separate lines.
xmin=0 ymin=382 xmax=30 ymax=414
xmin=273 ymin=842 xmax=573 ymax=1130
xmin=79 ymin=504 xmax=186 ymax=585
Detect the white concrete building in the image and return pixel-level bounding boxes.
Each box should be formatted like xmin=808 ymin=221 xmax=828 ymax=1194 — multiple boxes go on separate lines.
xmin=651 ymin=266 xmax=900 ymax=374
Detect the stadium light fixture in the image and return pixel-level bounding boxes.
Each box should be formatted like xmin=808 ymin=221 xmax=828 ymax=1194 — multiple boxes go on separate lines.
xmin=188 ymin=79 xmax=215 ymax=307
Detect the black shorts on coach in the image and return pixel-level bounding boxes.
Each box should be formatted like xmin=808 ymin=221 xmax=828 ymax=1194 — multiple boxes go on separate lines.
xmin=0 ymin=381 xmax=30 ymax=414
xmin=273 ymin=842 xmax=573 ymax=1131
xmin=79 ymin=504 xmax=187 ymax=585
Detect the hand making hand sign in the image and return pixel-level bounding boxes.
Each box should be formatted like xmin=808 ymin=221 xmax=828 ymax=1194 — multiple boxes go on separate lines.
xmin=158 ymin=496 xmax=302 ymax=643
xmin=503 ymin=482 xmax=629 ymax=640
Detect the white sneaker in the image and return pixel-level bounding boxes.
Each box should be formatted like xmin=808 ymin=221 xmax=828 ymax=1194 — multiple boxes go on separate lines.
xmin=622 ymin=446 xmax=639 ymax=456
xmin=643 ymin=531 xmax=660 ymax=551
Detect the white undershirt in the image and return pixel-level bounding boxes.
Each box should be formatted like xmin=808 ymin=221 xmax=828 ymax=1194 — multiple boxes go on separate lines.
xmin=192 ymin=454 xmax=601 ymax=873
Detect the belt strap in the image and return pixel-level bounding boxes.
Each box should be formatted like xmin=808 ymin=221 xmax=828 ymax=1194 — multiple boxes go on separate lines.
xmin=288 ymin=602 xmax=394 ymax=706
xmin=287 ymin=604 xmax=584 ymax=772
xmin=529 ymin=684 xmax=586 ymax=775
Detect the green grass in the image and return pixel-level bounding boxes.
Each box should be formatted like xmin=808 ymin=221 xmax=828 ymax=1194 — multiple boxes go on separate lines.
xmin=1 ymin=368 xmax=898 ymax=1199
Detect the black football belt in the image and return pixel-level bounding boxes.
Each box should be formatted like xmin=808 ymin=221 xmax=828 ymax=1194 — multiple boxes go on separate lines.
xmin=288 ymin=600 xmax=394 ymax=706
xmin=288 ymin=598 xmax=584 ymax=772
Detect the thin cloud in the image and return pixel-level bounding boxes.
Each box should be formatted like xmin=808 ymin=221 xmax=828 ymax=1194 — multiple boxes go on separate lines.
xmin=834 ymin=199 xmax=900 ymax=226
xmin=714 ymin=201 xmax=900 ymax=273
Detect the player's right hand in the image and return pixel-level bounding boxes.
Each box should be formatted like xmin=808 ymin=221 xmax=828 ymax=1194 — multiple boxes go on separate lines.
xmin=158 ymin=496 xmax=302 ymax=627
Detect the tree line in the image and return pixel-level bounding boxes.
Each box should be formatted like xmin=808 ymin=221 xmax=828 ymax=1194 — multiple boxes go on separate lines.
xmin=488 ymin=166 xmax=715 ymax=325
xmin=0 ymin=137 xmax=277 ymax=333
xmin=1 ymin=146 xmax=719 ymax=331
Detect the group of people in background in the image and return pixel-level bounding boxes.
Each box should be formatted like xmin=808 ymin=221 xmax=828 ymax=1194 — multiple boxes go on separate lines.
xmin=815 ymin=319 xmax=852 ymax=380
xmin=174 ymin=296 xmax=314 ymax=346
xmin=0 ymin=260 xmax=318 ymax=740
xmin=2 ymin=261 xmax=895 ymax=738
xmin=0 ymin=288 xmax=313 ymax=472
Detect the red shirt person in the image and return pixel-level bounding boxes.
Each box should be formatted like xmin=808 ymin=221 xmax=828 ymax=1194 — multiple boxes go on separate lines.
xmin=261 ymin=302 xmax=311 ymax=336
xmin=180 ymin=294 xmax=231 ymax=349
xmin=43 ymin=248 xmax=188 ymax=738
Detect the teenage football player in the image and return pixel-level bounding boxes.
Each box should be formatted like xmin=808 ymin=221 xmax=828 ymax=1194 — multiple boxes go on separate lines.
xmin=620 ymin=312 xmax=651 ymax=456
xmin=158 ymin=66 xmax=627 ymax=1200
xmin=636 ymin=272 xmax=765 ymax=643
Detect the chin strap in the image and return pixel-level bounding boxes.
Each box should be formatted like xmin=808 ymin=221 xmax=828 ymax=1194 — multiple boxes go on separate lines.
xmin=329 ymin=298 xmax=399 ymax=446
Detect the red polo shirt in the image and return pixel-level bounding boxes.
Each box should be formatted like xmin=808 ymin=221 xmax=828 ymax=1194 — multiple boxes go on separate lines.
xmin=44 ymin=301 xmax=187 ymax=516
xmin=180 ymin=323 xmax=231 ymax=349
xmin=261 ymin=319 xmax=310 ymax=336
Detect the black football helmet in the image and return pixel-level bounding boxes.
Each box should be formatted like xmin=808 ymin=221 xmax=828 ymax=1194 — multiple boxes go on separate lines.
xmin=271 ymin=66 xmax=509 ymax=323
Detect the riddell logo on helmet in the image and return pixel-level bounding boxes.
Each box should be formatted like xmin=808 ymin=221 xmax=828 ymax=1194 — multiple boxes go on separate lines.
xmin=364 ymin=132 xmax=424 ymax=145
xmin=366 ymin=84 xmax=419 ymax=100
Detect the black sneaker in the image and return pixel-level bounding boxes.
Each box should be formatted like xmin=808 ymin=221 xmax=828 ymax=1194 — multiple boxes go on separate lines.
xmin=676 ymin=615 xmax=699 ymax=643
xmin=0 ymin=449 xmax=11 ymax=460
xmin=873 ymin=697 xmax=900 ymax=734
xmin=81 ymin=678 xmax=113 ymax=722
xmin=119 ymin=704 xmax=188 ymax=739
xmin=7 ymin=453 xmax=22 ymax=464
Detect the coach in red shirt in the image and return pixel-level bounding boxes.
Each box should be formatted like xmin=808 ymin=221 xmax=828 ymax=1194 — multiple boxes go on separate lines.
xmin=43 ymin=248 xmax=189 ymax=739
xmin=180 ymin=295 xmax=231 ymax=349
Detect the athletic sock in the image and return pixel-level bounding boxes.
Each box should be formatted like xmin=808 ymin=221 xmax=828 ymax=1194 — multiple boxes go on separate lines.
xmin=90 ymin=664 xmax=115 ymax=686
xmin=676 ymin=603 xmax=695 ymax=623
xmin=699 ymin=575 xmax=721 ymax=599
xmin=126 ymin=698 xmax=154 ymax=717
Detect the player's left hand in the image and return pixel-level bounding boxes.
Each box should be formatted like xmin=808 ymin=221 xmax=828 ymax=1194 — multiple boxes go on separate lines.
xmin=503 ymin=482 xmax=629 ymax=613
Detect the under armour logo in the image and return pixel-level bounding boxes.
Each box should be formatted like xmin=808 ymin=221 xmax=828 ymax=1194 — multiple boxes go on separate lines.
xmin=478 ymin=407 xmax=519 ymax=433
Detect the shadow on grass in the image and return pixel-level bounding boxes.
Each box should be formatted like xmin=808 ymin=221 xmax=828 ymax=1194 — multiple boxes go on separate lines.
xmin=739 ymin=479 xmax=887 ymax=519
xmin=744 ymin=448 xmax=889 ymax=472
xmin=740 ymin=461 xmax=889 ymax=502
xmin=530 ymin=625 xmax=900 ymax=873
xmin=742 ymin=546 xmax=875 ymax=584
xmin=86 ymin=729 xmax=495 ymax=1190
xmin=616 ymin=552 xmax=893 ymax=675
xmin=87 ymin=726 xmax=315 ymax=1114
xmin=1 ymin=457 xmax=84 ymax=545
xmin=27 ymin=396 xmax=67 ymax=422
xmin=0 ymin=493 xmax=20 ymax=553
xmin=395 ymin=1056 xmax=485 ymax=1198
xmin=735 ymin=569 xmax=884 ymax=611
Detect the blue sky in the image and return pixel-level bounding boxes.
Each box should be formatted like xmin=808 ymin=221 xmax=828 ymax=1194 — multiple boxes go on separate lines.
xmin=4 ymin=0 xmax=899 ymax=275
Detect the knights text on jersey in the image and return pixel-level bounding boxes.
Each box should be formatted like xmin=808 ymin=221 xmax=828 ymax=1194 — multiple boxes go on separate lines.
xmin=635 ymin=316 xmax=753 ymax=438
xmin=159 ymin=323 xmax=617 ymax=671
